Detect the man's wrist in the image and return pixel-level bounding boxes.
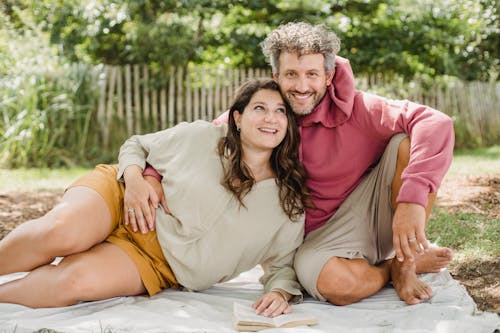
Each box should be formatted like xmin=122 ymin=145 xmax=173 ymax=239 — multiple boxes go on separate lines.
xmin=142 ymin=165 xmax=162 ymax=182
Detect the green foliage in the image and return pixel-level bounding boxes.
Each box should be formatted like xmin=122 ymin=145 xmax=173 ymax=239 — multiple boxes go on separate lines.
xmin=428 ymin=208 xmax=499 ymax=257
xmin=338 ymin=0 xmax=499 ymax=80
xmin=6 ymin=0 xmax=496 ymax=81
xmin=0 ymin=11 xmax=103 ymax=168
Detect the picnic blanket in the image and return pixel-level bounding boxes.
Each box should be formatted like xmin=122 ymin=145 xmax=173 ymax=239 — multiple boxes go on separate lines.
xmin=0 ymin=265 xmax=498 ymax=333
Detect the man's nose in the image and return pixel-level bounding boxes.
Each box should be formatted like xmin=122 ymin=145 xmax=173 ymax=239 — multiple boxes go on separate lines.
xmin=294 ymin=76 xmax=309 ymax=92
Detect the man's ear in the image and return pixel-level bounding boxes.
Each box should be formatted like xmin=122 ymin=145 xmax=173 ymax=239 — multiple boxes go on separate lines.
xmin=326 ymin=68 xmax=335 ymax=86
xmin=273 ymin=72 xmax=279 ymax=83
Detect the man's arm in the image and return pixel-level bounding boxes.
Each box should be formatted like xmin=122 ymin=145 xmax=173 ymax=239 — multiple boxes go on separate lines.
xmin=362 ymin=95 xmax=455 ymax=261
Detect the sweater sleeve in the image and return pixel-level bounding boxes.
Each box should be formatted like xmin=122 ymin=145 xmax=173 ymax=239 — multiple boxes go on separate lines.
xmin=360 ymin=94 xmax=455 ymax=207
xmin=116 ymin=124 xmax=186 ymax=181
xmin=258 ymin=219 xmax=304 ymax=304
xmin=139 ymin=114 xmax=229 ymax=179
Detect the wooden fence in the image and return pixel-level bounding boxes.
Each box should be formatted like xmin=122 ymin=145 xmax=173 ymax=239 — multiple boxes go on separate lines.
xmin=96 ymin=65 xmax=271 ymax=146
xmin=96 ymin=65 xmax=500 ymax=147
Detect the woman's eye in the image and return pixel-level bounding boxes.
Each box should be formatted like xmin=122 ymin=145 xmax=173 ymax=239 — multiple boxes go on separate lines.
xmin=254 ymin=105 xmax=265 ymax=111
xmin=276 ymin=108 xmax=286 ymax=114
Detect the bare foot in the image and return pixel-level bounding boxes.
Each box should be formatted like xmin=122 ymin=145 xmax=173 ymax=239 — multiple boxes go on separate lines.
xmin=415 ymin=246 xmax=453 ymax=274
xmin=391 ymin=260 xmax=432 ymax=305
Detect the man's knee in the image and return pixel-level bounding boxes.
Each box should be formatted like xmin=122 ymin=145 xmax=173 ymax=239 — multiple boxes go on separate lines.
xmin=316 ymin=257 xmax=359 ymax=306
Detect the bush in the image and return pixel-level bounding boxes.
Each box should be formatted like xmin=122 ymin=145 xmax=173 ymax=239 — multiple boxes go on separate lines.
xmin=0 ymin=13 xmax=103 ymax=167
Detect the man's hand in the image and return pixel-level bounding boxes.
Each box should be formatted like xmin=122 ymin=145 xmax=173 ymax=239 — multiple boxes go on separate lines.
xmin=123 ymin=166 xmax=160 ymax=233
xmin=143 ymin=175 xmax=169 ymax=215
xmin=392 ymin=202 xmax=429 ymax=262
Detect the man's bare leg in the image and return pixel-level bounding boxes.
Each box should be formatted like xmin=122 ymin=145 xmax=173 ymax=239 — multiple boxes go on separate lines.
xmin=390 ymin=137 xmax=451 ymax=304
xmin=317 ymin=257 xmax=391 ymax=305
xmin=315 ymin=137 xmax=452 ymax=306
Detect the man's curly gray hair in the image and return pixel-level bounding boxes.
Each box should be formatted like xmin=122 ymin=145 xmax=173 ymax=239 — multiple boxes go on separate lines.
xmin=261 ymin=22 xmax=341 ymax=75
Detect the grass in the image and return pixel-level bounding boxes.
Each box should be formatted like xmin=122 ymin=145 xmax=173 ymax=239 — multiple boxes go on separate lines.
xmin=427 ymin=209 xmax=499 ymax=259
xmin=0 ymin=167 xmax=90 ymax=191
xmin=448 ymin=145 xmax=500 ymax=176
xmin=427 ymin=145 xmax=500 ymax=261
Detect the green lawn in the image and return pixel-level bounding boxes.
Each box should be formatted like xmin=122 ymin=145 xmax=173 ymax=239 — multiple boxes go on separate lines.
xmin=428 ymin=145 xmax=500 ymax=260
xmin=448 ymin=145 xmax=500 ymax=176
xmin=0 ymin=167 xmax=90 ymax=191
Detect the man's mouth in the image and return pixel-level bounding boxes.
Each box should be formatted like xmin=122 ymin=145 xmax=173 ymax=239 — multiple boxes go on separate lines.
xmin=290 ymin=92 xmax=313 ymax=101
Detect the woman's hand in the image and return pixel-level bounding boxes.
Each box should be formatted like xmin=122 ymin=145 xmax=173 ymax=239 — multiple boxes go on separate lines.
xmin=123 ymin=165 xmax=160 ymax=233
xmin=252 ymin=289 xmax=291 ymax=317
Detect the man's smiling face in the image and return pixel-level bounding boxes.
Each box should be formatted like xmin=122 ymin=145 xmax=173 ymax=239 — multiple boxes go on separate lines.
xmin=273 ymin=52 xmax=334 ymax=116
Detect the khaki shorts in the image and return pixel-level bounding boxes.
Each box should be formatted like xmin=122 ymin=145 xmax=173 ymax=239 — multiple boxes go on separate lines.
xmin=294 ymin=134 xmax=406 ymax=301
xmin=68 ymin=164 xmax=179 ymax=296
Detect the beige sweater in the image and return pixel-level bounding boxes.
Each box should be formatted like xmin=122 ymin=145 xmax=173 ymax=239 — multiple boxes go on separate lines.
xmin=118 ymin=120 xmax=304 ymax=300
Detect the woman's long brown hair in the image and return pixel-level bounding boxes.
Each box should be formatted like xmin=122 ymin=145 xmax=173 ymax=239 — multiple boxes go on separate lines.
xmin=217 ymin=78 xmax=311 ymax=221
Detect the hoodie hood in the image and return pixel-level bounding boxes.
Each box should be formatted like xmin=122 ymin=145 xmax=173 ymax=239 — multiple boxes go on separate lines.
xmin=297 ymin=56 xmax=355 ymax=128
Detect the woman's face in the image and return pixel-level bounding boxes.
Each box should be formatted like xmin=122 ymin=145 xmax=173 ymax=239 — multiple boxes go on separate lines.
xmin=233 ymin=89 xmax=288 ymax=153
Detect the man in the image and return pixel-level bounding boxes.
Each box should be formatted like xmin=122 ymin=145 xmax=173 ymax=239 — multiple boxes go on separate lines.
xmin=134 ymin=22 xmax=454 ymax=306
xmin=258 ymin=22 xmax=454 ymax=306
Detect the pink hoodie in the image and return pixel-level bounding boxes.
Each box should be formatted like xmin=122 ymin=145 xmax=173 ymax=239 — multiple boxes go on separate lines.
xmin=299 ymin=56 xmax=454 ymax=234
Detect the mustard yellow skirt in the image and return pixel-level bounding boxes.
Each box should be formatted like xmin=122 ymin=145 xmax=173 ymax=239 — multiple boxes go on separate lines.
xmin=68 ymin=164 xmax=179 ymax=296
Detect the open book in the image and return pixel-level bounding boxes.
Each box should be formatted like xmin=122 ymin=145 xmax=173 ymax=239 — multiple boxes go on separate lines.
xmin=233 ymin=302 xmax=319 ymax=332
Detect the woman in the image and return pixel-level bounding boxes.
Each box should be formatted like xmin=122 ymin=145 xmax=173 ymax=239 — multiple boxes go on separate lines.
xmin=0 ymin=79 xmax=310 ymax=317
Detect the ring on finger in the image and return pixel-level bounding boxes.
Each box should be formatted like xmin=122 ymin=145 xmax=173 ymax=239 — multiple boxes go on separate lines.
xmin=408 ymin=237 xmax=417 ymax=242
xmin=128 ymin=207 xmax=135 ymax=214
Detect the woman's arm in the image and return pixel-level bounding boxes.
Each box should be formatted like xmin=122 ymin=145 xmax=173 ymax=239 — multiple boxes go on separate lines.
xmin=254 ymin=221 xmax=304 ymax=317
xmin=118 ymin=129 xmax=174 ymax=232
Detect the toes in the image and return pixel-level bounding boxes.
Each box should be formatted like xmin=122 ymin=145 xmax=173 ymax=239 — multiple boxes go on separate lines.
xmin=417 ymin=283 xmax=432 ymax=300
xmin=436 ymin=247 xmax=453 ymax=259
xmin=406 ymin=297 xmax=420 ymax=305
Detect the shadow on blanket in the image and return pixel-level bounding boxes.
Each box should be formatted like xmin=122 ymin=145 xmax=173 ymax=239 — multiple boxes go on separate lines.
xmin=0 ymin=265 xmax=498 ymax=333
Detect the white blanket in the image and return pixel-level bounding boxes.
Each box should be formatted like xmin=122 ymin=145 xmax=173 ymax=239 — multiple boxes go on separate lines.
xmin=0 ymin=266 xmax=498 ymax=333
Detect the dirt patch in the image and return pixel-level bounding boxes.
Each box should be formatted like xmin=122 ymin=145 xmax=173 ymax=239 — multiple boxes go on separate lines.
xmin=0 ymin=175 xmax=499 ymax=313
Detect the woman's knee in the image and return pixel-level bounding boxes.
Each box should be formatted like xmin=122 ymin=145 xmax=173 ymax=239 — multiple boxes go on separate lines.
xmin=55 ymin=261 xmax=98 ymax=305
xmin=39 ymin=208 xmax=94 ymax=255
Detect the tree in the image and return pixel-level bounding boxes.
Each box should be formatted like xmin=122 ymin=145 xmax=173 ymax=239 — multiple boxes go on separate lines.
xmin=3 ymin=0 xmax=498 ymax=80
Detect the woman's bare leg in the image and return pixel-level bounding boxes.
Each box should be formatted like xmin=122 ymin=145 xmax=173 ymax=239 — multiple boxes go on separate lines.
xmin=0 ymin=242 xmax=145 ymax=307
xmin=0 ymin=187 xmax=113 ymax=275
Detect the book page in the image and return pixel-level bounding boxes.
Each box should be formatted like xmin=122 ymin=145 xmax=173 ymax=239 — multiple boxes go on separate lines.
xmin=233 ymin=302 xmax=275 ymax=326
xmin=233 ymin=302 xmax=318 ymax=328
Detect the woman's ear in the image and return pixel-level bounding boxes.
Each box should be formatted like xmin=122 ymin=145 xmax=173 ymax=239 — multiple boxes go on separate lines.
xmin=233 ymin=110 xmax=242 ymax=129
